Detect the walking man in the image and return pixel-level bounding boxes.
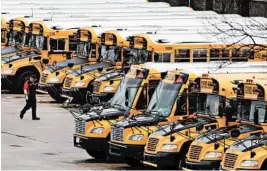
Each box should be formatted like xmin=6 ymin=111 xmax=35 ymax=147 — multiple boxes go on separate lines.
xmin=20 ymin=76 xmax=40 ymax=120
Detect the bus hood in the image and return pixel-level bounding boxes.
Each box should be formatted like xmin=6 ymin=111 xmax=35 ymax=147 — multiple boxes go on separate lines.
xmin=1 ymin=52 xmax=36 ymax=64
xmin=77 ymin=108 xmax=124 ymax=122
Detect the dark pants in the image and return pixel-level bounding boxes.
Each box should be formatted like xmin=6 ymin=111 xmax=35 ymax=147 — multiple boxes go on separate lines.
xmin=21 ymin=98 xmax=37 ymax=118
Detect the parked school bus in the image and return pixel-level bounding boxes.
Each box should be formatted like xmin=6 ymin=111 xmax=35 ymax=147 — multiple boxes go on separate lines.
xmin=60 ymin=30 xmax=144 ymax=102
xmin=220 ymin=79 xmax=267 ymax=170
xmin=184 ymin=78 xmax=267 ymax=170
xmin=1 ymin=20 xmax=77 ymax=92
xmin=1 ymin=17 xmax=30 ymax=58
xmin=38 ymin=26 xmax=100 ymax=101
xmin=221 ymin=133 xmax=267 ymax=170
xmin=142 ymin=72 xmax=267 ymax=169
xmin=109 ymin=69 xmax=198 ymax=167
xmin=73 ymin=65 xmax=162 ymax=158
xmin=91 ymin=32 xmax=267 ymax=104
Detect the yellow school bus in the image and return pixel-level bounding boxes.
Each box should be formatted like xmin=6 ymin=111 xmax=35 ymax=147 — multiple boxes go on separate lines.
xmin=184 ymin=78 xmax=267 ymax=170
xmin=1 ymin=20 xmax=77 ymax=92
xmin=109 ymin=69 xmax=197 ymax=167
xmin=60 ymin=30 xmax=132 ymax=102
xmin=142 ymin=73 xmax=266 ymax=169
xmin=220 ymin=79 xmax=267 ymax=170
xmin=38 ymin=27 xmax=99 ymax=101
xmin=1 ymin=17 xmax=30 ymax=58
xmin=1 ymin=16 xmax=9 ymax=47
xmin=90 ymin=32 xmax=267 ymax=104
xmin=73 ymin=65 xmax=162 ymax=159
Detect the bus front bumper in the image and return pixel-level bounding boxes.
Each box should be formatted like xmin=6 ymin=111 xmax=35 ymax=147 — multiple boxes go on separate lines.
xmin=61 ymin=88 xmax=87 ymax=101
xmin=143 ymin=152 xmax=180 ymax=168
xmin=37 ymin=83 xmax=62 ymax=94
xmin=74 ymin=135 xmax=108 ymax=152
xmin=109 ymin=141 xmax=144 ymax=159
xmin=185 ymin=160 xmax=221 ymax=170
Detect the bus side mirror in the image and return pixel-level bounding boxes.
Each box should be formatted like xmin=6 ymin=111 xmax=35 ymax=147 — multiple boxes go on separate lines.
xmin=160 ymin=71 xmax=167 ymax=80
xmin=68 ymin=63 xmax=74 ymax=68
xmin=98 ymin=67 xmax=103 ymax=73
xmin=231 ymin=129 xmax=240 ymax=138
xmin=110 ymin=80 xmax=114 ymax=85
xmin=196 ymin=123 xmax=204 ymax=132
xmin=42 ymin=58 xmax=49 ymax=65
xmin=254 ymin=109 xmax=259 ymax=125
xmin=125 ymin=89 xmax=129 ymax=107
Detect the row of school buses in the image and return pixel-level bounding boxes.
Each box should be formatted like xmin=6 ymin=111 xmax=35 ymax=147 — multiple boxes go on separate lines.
xmin=1 ymin=0 xmax=267 ymax=170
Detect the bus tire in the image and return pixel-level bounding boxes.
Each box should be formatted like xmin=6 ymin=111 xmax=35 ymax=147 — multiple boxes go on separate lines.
xmin=261 ymin=159 xmax=267 ymax=169
xmin=124 ymin=158 xmax=143 ymax=167
xmin=15 ymin=71 xmax=35 ymax=93
xmin=86 ymin=149 xmax=107 ymax=159
xmin=48 ymin=92 xmax=66 ymax=103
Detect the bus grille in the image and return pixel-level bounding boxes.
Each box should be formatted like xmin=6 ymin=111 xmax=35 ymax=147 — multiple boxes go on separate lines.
xmin=64 ymin=77 xmax=73 ymax=88
xmin=223 ymin=153 xmax=238 ymax=169
xmin=147 ymin=138 xmax=159 ymax=152
xmin=189 ymin=145 xmax=202 ymax=160
xmin=111 ymin=126 xmax=124 ymax=142
xmin=40 ymin=73 xmax=48 ymax=83
xmin=93 ymin=81 xmax=101 ymax=93
xmin=75 ymin=118 xmax=85 ymax=134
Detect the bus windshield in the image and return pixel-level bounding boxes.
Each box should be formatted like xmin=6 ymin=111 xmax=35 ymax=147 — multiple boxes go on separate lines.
xmin=237 ymin=99 xmax=267 ymax=123
xmin=100 ymin=45 xmax=119 ymax=62
xmin=8 ymin=31 xmax=24 ymax=46
xmin=76 ymin=42 xmax=93 ymax=59
xmin=195 ymin=93 xmax=223 ymax=116
xmin=146 ymin=82 xmax=182 ymax=117
xmin=125 ymin=48 xmax=150 ymax=65
xmin=29 ymin=35 xmax=45 ymax=50
xmin=110 ymin=77 xmax=142 ymax=111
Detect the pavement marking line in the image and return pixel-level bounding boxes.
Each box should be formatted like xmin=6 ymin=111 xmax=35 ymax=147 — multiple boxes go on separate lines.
xmin=1 ymin=131 xmax=48 ymax=143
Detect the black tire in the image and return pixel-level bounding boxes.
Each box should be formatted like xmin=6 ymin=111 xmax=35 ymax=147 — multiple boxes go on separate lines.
xmin=261 ymin=159 xmax=267 ymax=170
xmin=86 ymin=149 xmax=107 ymax=159
xmin=14 ymin=71 xmax=35 ymax=93
xmin=124 ymin=158 xmax=143 ymax=167
xmin=48 ymin=92 xmax=66 ymax=103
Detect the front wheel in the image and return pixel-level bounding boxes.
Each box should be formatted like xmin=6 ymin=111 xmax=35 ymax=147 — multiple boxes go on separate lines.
xmin=14 ymin=71 xmax=35 ymax=93
xmin=86 ymin=149 xmax=107 ymax=159
xmin=124 ymin=158 xmax=143 ymax=167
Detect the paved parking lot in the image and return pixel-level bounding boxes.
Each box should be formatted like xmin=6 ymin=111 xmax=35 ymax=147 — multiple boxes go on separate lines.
xmin=1 ymin=92 xmax=148 ymax=170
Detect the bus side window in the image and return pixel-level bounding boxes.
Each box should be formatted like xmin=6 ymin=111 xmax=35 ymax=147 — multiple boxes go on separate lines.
xmin=58 ymin=38 xmax=65 ymax=51
xmin=175 ymin=49 xmax=190 ymax=62
xmin=175 ymin=93 xmax=187 ymax=116
xmin=69 ymin=35 xmax=77 ymax=51
xmin=189 ymin=93 xmax=197 ymax=113
xmin=156 ymin=53 xmax=171 ymax=62
xmin=222 ymin=49 xmax=230 ymax=60
xmin=90 ymin=43 xmax=96 ymax=58
xmin=210 ymin=49 xmax=220 ymax=61
xmin=193 ymin=49 xmax=207 ymax=62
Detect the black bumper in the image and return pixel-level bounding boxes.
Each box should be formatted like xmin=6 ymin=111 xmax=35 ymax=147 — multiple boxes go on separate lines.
xmin=38 ymin=83 xmax=62 ymax=94
xmin=185 ymin=159 xmax=221 ymax=170
xmin=1 ymin=75 xmax=14 ymax=88
xmin=143 ymin=152 xmax=180 ymax=168
xmin=61 ymin=88 xmax=87 ymax=101
xmin=109 ymin=142 xmax=144 ymax=159
xmin=90 ymin=93 xmax=114 ymax=103
xmin=74 ymin=135 xmax=109 ymax=152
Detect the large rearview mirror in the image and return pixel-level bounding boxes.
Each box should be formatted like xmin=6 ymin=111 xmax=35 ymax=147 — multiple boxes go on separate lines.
xmin=110 ymin=80 xmax=114 ymax=85
xmin=68 ymin=63 xmax=74 ymax=68
xmin=196 ymin=123 xmax=204 ymax=132
xmin=125 ymin=89 xmax=129 ymax=107
xmin=231 ymin=129 xmax=241 ymax=138
xmin=42 ymin=58 xmax=49 ymax=65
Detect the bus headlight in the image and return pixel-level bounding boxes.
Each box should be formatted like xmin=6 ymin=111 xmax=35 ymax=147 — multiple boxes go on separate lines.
xmin=103 ymin=86 xmax=115 ymax=92
xmin=205 ymin=152 xmax=223 ymax=158
xmin=161 ymin=144 xmax=177 ymax=151
xmin=2 ymin=69 xmax=13 ymax=74
xmin=49 ymin=77 xmax=60 ymax=83
xmin=129 ymin=134 xmax=144 ymax=140
xmin=90 ymin=127 xmax=104 ymax=134
xmin=74 ymin=81 xmax=86 ymax=87
xmin=241 ymin=160 xmax=258 ymax=167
